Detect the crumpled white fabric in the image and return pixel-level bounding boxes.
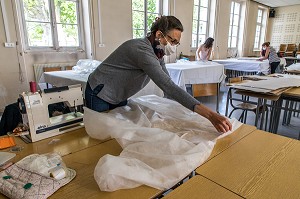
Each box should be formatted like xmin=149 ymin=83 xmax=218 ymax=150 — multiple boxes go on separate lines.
xmin=84 ymin=95 xmax=242 ymax=192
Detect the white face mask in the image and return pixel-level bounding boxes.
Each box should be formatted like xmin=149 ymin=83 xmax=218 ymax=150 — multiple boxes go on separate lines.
xmin=164 ymin=41 xmax=176 ymax=56
xmin=262 ymin=47 xmax=266 ymax=50
xmin=159 ymin=31 xmax=177 ymax=56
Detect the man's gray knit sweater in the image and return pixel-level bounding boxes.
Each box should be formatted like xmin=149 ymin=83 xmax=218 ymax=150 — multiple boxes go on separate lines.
xmin=88 ymin=37 xmax=200 ymax=111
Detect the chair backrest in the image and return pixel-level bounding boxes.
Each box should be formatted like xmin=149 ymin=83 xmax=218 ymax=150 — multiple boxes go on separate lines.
xmin=286 ymin=44 xmax=296 ymax=52
xmin=228 ymin=76 xmax=243 ymax=84
xmin=279 ymin=44 xmax=287 ymax=52
xmin=192 ymin=83 xmax=218 ymax=97
xmin=65 ymin=66 xmax=73 ymax=70
xmin=43 ymin=67 xmax=62 ymax=72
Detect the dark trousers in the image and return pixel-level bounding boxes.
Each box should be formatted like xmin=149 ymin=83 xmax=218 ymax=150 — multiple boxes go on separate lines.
xmin=270 ymin=61 xmax=280 ymax=74
xmin=0 ymin=102 xmax=22 ymax=135
xmin=84 ymin=82 xmax=127 ymax=112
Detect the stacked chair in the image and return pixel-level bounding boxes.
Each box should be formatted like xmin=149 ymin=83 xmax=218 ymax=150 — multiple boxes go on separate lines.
xmin=285 ymin=44 xmax=297 ymax=57
xmin=278 ymin=44 xmax=287 ymax=57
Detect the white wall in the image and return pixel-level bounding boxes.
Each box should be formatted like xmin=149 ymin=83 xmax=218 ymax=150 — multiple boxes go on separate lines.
xmin=267 ymin=4 xmax=300 ymax=50
xmin=0 ymin=0 xmax=27 ymax=111
xmin=243 ymin=1 xmax=269 ymax=57
xmin=92 ymin=0 xmax=132 ymax=61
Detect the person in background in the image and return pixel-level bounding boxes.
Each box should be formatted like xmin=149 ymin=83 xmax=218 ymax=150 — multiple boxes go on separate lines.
xmin=196 ymin=37 xmax=214 ymax=61
xmin=258 ymin=42 xmax=280 ymax=74
xmin=85 ymin=16 xmax=231 ymax=133
xmin=260 ymin=41 xmax=269 ymax=57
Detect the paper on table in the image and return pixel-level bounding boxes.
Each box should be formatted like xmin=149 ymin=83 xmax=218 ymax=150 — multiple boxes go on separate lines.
xmin=236 ymin=77 xmax=300 ymax=91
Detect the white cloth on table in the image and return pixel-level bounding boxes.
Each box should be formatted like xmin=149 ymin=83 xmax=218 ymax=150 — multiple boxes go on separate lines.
xmin=84 ymin=95 xmax=242 ymax=191
xmin=213 ymin=59 xmax=269 ymax=74
xmin=39 ymin=70 xmax=163 ymax=98
xmin=286 ymin=63 xmax=300 ymax=71
xmin=39 ymin=70 xmax=89 ymax=88
xmin=237 ymin=57 xmax=259 ymax=60
xmin=166 ymin=61 xmax=225 ymax=91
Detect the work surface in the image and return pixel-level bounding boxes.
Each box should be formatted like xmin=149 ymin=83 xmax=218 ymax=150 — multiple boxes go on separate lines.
xmin=1 ymin=123 xmax=300 ymax=198
xmin=0 ymin=124 xmax=255 ymax=199
xmin=0 ymin=125 xmax=300 ymax=199
xmin=196 ymin=130 xmax=300 ymax=199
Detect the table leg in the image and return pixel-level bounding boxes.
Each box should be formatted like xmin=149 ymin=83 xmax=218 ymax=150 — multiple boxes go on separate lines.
xmin=225 ymin=87 xmax=231 ymax=117
xmin=254 ymin=98 xmax=262 ymax=127
xmin=216 ymin=83 xmax=220 ymax=113
xmin=259 ymin=99 xmax=267 ymax=130
xmin=274 ymin=99 xmax=283 ymax=134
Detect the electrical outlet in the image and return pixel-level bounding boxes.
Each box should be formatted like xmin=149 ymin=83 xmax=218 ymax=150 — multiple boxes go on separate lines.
xmin=4 ymin=42 xmax=15 ymax=48
xmin=98 ymin=43 xmax=105 ymax=47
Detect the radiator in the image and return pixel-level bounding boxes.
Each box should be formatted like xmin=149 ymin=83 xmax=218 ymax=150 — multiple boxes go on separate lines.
xmin=33 ymin=62 xmax=77 ymax=82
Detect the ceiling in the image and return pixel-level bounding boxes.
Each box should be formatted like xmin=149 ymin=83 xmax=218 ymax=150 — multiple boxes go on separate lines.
xmin=253 ymin=0 xmax=300 ymax=8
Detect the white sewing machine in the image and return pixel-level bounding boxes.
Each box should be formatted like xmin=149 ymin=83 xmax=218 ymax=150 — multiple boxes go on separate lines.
xmin=19 ymin=84 xmax=84 ymax=142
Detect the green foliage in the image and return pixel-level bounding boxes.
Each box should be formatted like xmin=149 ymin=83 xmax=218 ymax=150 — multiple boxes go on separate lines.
xmin=55 ymin=0 xmax=77 ymax=24
xmin=23 ymin=0 xmax=79 ymax=46
xmin=23 ymin=0 xmax=50 ymax=21
xmin=132 ymin=0 xmax=159 ymax=38
xmin=55 ymin=0 xmax=77 ymax=39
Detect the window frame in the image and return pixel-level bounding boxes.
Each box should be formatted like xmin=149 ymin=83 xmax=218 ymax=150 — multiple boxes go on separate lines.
xmin=19 ymin=0 xmax=84 ymax=52
xmin=228 ymin=0 xmax=241 ymax=49
xmin=253 ymin=8 xmax=264 ymax=50
xmin=132 ymin=0 xmax=163 ymax=39
xmin=191 ymin=0 xmax=210 ymax=49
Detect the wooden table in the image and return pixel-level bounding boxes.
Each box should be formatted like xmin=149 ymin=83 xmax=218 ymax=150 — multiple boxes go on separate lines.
xmin=196 ymin=130 xmax=300 ymax=198
xmin=50 ymin=139 xmax=161 ymax=199
xmin=166 ymin=61 xmax=225 ymax=112
xmin=207 ymin=124 xmax=256 ymax=160
xmin=9 ymin=128 xmax=109 ymax=161
xmin=0 ymin=128 xmax=161 ymax=199
xmin=163 ymin=176 xmax=243 ymax=199
xmin=226 ymin=76 xmax=300 ymax=133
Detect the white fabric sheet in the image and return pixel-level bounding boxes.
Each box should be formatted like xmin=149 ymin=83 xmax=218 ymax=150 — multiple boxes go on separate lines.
xmin=213 ymin=59 xmax=269 ymax=74
xmin=166 ymin=61 xmax=225 ymax=90
xmin=287 ymin=63 xmax=300 ymax=71
xmin=39 ymin=70 xmax=163 ymax=98
xmin=84 ymin=95 xmax=242 ymax=191
xmin=237 ymin=57 xmax=260 ymax=60
xmin=39 ymin=70 xmax=88 ymax=88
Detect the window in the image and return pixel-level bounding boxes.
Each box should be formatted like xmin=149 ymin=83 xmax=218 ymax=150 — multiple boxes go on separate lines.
xmin=254 ymin=9 xmax=263 ymax=49
xmin=191 ymin=0 xmax=209 ymax=48
xmin=228 ymin=1 xmax=241 ymax=48
xmin=20 ymin=0 xmax=82 ymax=50
xmin=132 ymin=0 xmax=162 ymax=39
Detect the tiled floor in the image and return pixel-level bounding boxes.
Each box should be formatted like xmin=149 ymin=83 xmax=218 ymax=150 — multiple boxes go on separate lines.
xmin=197 ymin=86 xmax=300 ymax=140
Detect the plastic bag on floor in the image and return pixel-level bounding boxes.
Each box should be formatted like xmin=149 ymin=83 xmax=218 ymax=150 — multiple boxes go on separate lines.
xmin=84 ymin=95 xmax=242 ymax=191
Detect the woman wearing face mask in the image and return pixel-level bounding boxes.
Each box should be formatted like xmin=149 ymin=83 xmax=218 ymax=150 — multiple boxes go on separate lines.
xmin=258 ymin=42 xmax=280 ymax=74
xmin=196 ymin=37 xmax=214 ymax=61
xmin=85 ymin=16 xmax=232 ymax=133
xmin=260 ymin=42 xmax=269 ymax=57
